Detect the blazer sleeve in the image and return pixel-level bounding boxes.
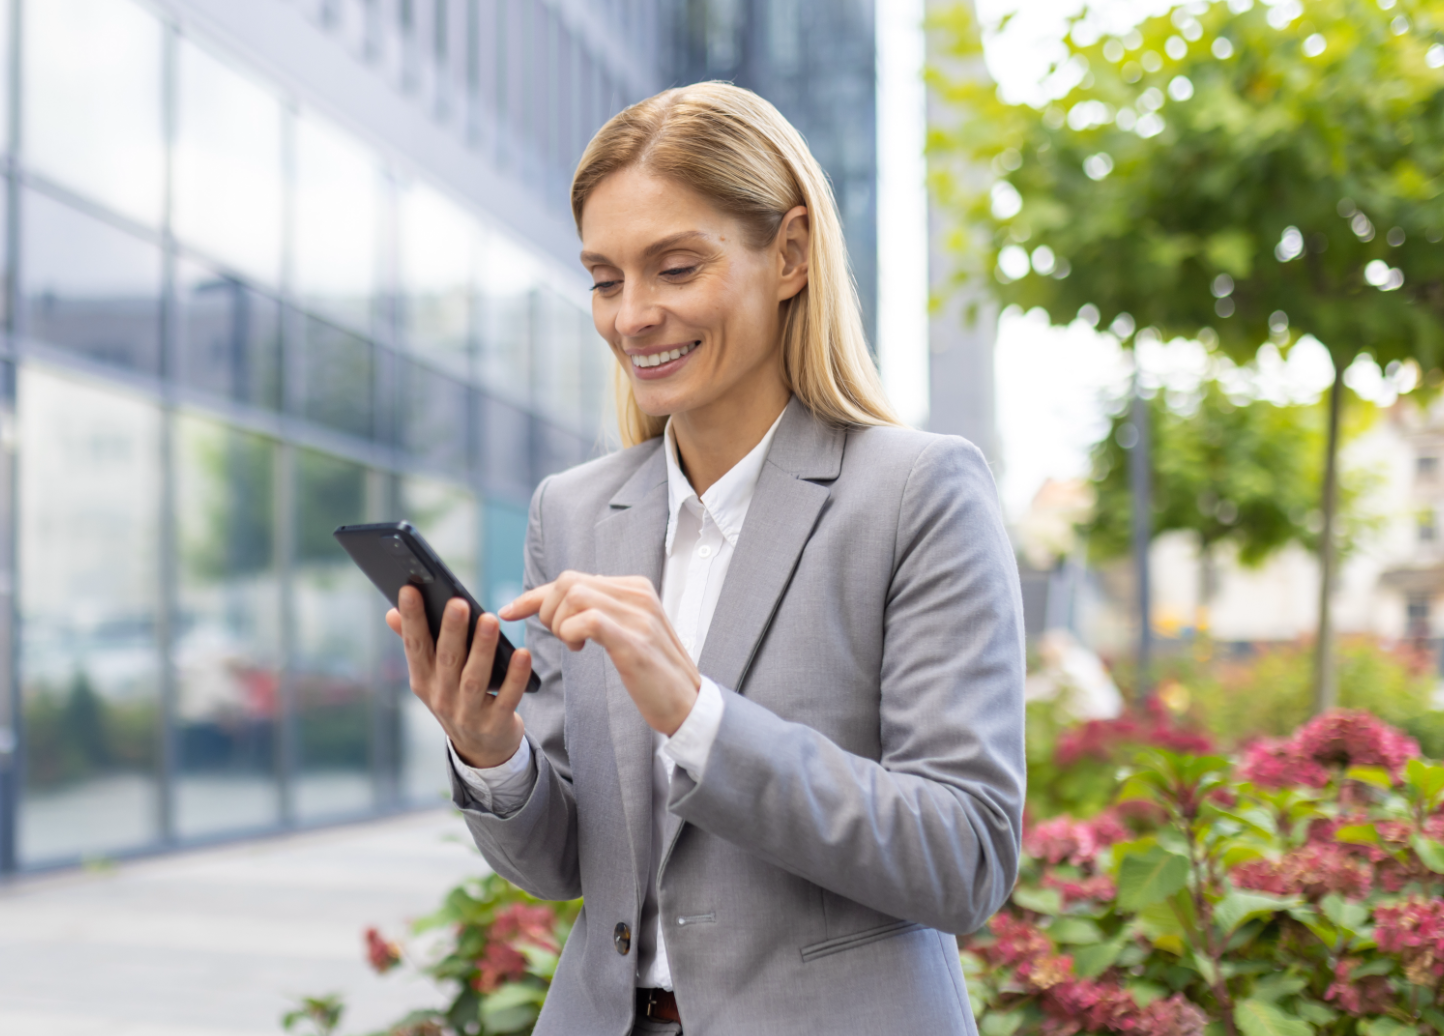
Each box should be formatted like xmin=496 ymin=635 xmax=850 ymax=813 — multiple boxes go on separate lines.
xmin=450 ymin=475 xmax=582 ymax=902
xmin=667 ymin=436 xmax=1026 ymax=936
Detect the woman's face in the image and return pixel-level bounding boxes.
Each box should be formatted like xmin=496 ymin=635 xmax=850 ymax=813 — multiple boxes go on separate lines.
xmin=580 ymin=165 xmax=808 ymax=423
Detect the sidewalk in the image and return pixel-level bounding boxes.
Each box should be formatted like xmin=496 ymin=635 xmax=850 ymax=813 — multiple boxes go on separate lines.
xmin=0 ymin=809 xmax=489 ymax=1035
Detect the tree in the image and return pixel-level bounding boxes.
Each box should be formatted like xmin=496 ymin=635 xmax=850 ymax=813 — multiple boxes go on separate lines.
xmin=1086 ymin=378 xmax=1374 ymax=627
xmin=930 ymin=0 xmax=1444 ymax=711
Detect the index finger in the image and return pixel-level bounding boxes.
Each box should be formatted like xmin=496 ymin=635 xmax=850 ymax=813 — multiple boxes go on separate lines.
xmin=499 ymin=584 xmax=550 ymax=622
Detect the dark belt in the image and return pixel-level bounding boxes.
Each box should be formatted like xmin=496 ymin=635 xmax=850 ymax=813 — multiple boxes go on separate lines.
xmin=636 ymin=987 xmax=682 ymax=1024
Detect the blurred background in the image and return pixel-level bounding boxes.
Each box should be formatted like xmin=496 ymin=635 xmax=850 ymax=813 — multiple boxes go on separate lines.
xmin=4 ymin=0 xmax=1444 ymax=1030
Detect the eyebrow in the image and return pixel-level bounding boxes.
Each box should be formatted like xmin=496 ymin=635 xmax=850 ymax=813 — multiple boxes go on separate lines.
xmin=579 ymin=230 xmax=711 ymax=267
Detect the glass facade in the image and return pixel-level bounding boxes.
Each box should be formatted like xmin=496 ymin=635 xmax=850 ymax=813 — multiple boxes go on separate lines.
xmin=0 ymin=0 xmax=644 ymax=872
xmin=0 ymin=0 xmax=880 ymax=874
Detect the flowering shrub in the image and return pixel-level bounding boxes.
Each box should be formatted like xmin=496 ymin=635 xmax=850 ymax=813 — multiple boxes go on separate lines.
xmin=292 ymin=873 xmax=581 ymax=1036
xmin=963 ymin=709 xmax=1444 ymax=1036
xmin=1025 ymin=696 xmax=1216 ymax=820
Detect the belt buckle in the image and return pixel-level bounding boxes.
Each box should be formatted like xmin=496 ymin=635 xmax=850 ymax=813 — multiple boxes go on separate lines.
xmin=643 ymin=988 xmax=659 ymax=1019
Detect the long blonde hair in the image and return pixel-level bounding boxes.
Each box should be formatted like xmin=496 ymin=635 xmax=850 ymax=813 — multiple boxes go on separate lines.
xmin=571 ymin=81 xmax=899 ymax=447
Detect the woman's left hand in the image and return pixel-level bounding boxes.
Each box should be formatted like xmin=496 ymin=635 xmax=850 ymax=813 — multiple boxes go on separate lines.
xmin=500 ymin=572 xmax=701 ymax=736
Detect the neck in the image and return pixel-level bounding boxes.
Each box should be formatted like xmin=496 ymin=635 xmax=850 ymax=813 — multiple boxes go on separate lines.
xmin=671 ymin=378 xmax=791 ymax=497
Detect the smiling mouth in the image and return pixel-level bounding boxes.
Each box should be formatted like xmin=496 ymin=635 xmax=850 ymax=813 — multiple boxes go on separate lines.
xmin=631 ymin=341 xmax=700 ymax=369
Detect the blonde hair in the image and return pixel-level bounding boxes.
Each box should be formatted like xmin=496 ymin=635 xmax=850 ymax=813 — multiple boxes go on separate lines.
xmin=571 ymin=81 xmax=899 ymax=447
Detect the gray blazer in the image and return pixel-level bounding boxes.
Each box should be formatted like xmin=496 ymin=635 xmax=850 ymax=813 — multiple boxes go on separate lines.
xmin=451 ymin=398 xmax=1025 ymax=1035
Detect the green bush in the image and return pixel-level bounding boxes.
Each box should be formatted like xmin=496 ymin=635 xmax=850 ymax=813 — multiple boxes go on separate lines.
xmin=1190 ymin=637 xmax=1436 ymax=747
xmin=964 ymin=710 xmax=1444 ymax=1035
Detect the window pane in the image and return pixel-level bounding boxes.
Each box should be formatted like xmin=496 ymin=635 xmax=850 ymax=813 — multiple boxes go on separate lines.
xmin=483 ymin=497 xmax=527 ymax=645
xmin=399 ymin=182 xmax=474 ymax=377
xmin=534 ymin=287 xmax=582 ymax=422
xmin=174 ymin=38 xmax=284 ymax=285
xmin=294 ymin=114 xmax=379 ymax=335
xmin=401 ymin=358 xmax=468 ymax=476
xmin=395 ymin=477 xmax=475 ymax=804
xmin=301 ymin=316 xmax=374 ymax=440
xmin=293 ymin=449 xmax=375 ymax=820
xmin=174 ymin=417 xmax=281 ymax=838
xmin=176 ymin=259 xmax=282 ymax=410
xmin=476 ymin=229 xmax=535 ymax=397
xmin=475 ymin=390 xmax=532 ymax=501
xmin=22 ymin=189 xmax=163 ymax=374
xmin=24 ymin=0 xmax=164 ymax=226
xmin=18 ymin=368 xmax=161 ymax=864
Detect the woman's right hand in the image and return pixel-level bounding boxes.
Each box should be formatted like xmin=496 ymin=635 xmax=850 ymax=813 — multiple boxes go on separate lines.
xmin=386 ymin=585 xmax=533 ymax=769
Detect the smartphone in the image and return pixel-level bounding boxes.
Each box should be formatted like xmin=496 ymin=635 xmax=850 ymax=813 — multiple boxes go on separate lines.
xmin=333 ymin=521 xmax=540 ymax=693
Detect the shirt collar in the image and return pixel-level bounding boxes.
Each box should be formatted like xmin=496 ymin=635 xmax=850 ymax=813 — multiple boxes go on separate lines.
xmin=663 ymin=407 xmax=788 ymax=555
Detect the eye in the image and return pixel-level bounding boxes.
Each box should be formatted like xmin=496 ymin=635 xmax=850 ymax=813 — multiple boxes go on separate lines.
xmin=661 ymin=265 xmax=697 ymax=278
xmin=590 ymin=279 xmax=620 ymax=293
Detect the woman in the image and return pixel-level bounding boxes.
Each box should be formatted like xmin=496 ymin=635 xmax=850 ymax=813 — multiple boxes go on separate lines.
xmin=389 ymin=82 xmax=1025 ymax=1035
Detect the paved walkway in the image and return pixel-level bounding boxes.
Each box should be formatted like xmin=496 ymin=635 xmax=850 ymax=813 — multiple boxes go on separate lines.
xmin=0 ymin=809 xmax=490 ymax=1035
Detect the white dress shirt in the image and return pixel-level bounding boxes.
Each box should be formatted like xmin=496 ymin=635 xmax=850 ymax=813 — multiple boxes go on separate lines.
xmin=448 ymin=408 xmax=787 ymax=991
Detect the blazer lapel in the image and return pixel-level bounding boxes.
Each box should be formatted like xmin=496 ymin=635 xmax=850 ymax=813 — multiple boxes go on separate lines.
xmin=697 ymin=398 xmax=846 ymax=695
xmin=660 ymin=401 xmax=846 ymax=877
xmin=593 ymin=444 xmax=669 ymax=910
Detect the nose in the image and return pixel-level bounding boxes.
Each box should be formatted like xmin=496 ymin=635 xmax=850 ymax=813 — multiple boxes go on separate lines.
xmin=612 ymin=281 xmax=663 ymax=339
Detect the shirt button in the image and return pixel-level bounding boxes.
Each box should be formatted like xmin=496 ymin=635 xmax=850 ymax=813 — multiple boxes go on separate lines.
xmin=614 ymin=922 xmax=631 ymax=955
xmin=698 ymin=544 xmax=713 ymax=558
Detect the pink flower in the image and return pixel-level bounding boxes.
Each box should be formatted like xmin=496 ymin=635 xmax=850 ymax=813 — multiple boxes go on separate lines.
xmin=1237 ymin=738 xmax=1329 ymax=789
xmin=984 ymin=913 xmax=1053 ymax=969
xmin=490 ymin=902 xmax=559 ymax=951
xmin=1294 ymin=709 xmax=1419 ymax=779
xmin=1138 ymin=995 xmax=1209 ymax=1036
xmin=364 ymin=926 xmax=402 ymax=973
xmin=1043 ymin=872 xmax=1118 ymax=906
xmin=1325 ymin=958 xmax=1394 ymax=1016
xmin=1239 ymin=710 xmax=1419 ymax=789
xmin=1375 ymin=896 xmax=1444 ymax=985
xmin=1024 ymin=811 xmax=1129 ymax=867
xmin=1054 ymin=704 xmax=1214 ymax=769
xmin=472 ymin=939 xmax=528 ymax=993
xmin=1230 ymin=843 xmax=1372 ymax=900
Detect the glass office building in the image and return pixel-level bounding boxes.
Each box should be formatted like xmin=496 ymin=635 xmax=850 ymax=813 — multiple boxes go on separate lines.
xmin=0 ymin=0 xmax=669 ymax=873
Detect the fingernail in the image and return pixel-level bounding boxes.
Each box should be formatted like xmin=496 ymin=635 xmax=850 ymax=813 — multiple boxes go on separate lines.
xmin=498 ymin=604 xmax=513 ymax=619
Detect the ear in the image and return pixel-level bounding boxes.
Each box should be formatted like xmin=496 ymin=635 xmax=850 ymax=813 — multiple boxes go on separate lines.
xmin=774 ymin=205 xmax=810 ymax=301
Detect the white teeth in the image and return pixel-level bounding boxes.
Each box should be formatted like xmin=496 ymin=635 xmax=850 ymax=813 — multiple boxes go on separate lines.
xmin=631 ymin=341 xmax=697 ymax=368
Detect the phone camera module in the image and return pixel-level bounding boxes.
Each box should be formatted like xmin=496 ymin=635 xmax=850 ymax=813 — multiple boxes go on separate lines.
xmin=384 ymin=535 xmax=407 ymax=556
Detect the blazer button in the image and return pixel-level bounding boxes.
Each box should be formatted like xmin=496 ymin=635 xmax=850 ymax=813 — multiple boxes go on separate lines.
xmin=613 ymin=921 xmax=631 ymax=956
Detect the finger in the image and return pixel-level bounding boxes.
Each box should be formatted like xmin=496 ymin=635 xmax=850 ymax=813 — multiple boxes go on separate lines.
xmin=493 ymin=648 xmax=532 ymax=714
xmin=385 ymin=608 xmax=402 ymax=636
xmin=550 ymin=581 xmax=632 ymax=651
xmin=499 ymin=584 xmax=550 ymax=621
xmin=537 ymin=571 xmax=586 ymax=633
xmin=396 ymin=586 xmax=435 ymax=686
xmin=434 ymin=597 xmax=472 ymax=678
xmin=458 ymin=612 xmax=501 ymax=702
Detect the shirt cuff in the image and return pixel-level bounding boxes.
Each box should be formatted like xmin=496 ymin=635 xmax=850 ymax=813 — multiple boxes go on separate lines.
xmin=447 ymin=736 xmax=535 ymax=816
xmin=660 ymin=677 xmax=725 ymax=782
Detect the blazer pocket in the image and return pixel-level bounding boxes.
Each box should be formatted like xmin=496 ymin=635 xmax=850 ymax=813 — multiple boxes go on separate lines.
xmin=799 ymin=919 xmax=925 ymax=963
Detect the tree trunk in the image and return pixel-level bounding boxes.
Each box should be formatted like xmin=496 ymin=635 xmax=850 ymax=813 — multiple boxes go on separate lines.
xmin=1197 ymin=540 xmax=1214 ymax=634
xmin=1130 ymin=383 xmax=1153 ymax=699
xmin=1312 ymin=360 xmax=1345 ymax=715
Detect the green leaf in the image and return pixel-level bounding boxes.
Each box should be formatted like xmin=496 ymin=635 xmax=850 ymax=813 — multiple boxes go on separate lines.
xmin=1360 ymin=1019 xmax=1418 ymax=1036
xmin=1214 ymin=807 xmax=1277 ymax=837
xmin=1345 ymin=765 xmax=1393 ymax=789
xmin=1234 ymin=997 xmax=1313 ymax=1036
xmin=1333 ymin=823 xmax=1379 ymax=846
xmin=1286 ymin=906 xmax=1337 ymax=947
xmin=1406 ymin=758 xmax=1444 ymax=802
xmin=1128 ymin=980 xmax=1168 ymax=1007
xmin=1319 ymin=894 xmax=1369 ymax=934
xmin=981 ymin=1011 xmax=1023 ymax=1036
xmin=1294 ymin=1001 xmax=1337 ymax=1026
xmin=1411 ymin=833 xmax=1444 ymax=874
xmin=1251 ymin=973 xmax=1307 ymax=1003
xmin=1221 ymin=843 xmax=1268 ymax=870
xmin=1072 ymin=936 xmax=1127 ymax=978
xmin=1213 ymin=891 xmax=1298 ymax=935
xmin=1048 ymin=917 xmax=1103 ymax=945
xmin=518 ymin=942 xmax=559 ymax=979
xmin=1010 ymin=885 xmax=1062 ymax=915
xmin=1116 ymin=847 xmax=1190 ymax=912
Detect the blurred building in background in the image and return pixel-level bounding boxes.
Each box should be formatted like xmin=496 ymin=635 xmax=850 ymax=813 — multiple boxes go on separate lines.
xmin=0 ymin=0 xmax=897 ymax=876
xmin=0 ymin=0 xmax=663 ymax=874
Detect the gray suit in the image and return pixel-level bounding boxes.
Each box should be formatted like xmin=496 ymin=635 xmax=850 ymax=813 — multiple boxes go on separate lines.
xmin=451 ymin=398 xmax=1025 ymax=1034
